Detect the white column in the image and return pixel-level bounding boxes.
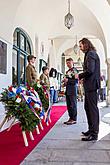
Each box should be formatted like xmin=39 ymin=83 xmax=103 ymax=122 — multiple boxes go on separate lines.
xmin=106 ymin=58 xmax=110 ymax=105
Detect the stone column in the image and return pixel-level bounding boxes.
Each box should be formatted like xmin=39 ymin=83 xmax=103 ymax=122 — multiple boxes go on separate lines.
xmin=106 ymin=58 xmax=110 ymax=105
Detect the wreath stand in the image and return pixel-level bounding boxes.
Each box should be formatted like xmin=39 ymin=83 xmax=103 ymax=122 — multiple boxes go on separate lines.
xmin=0 ymin=92 xmax=52 ymax=147
xmin=44 ymin=93 xmax=52 ymax=126
xmin=0 ymin=115 xmax=44 ymax=147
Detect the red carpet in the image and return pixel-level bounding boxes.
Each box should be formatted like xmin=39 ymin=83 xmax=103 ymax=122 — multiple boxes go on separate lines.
xmin=0 ymin=105 xmax=66 ymax=165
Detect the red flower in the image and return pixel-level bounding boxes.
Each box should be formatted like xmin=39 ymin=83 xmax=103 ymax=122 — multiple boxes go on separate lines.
xmin=30 ymin=101 xmax=34 ymax=107
xmin=8 ymin=86 xmax=13 ymax=92
xmin=16 ymin=95 xmax=20 ymax=99
xmin=46 ymin=94 xmax=49 ymax=99
xmin=26 ymin=84 xmax=30 ymax=90
xmin=35 ymin=107 xmax=39 ymax=111
xmin=30 ymin=87 xmax=34 ymax=91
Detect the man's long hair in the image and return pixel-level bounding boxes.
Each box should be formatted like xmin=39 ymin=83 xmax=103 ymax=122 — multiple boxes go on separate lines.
xmin=79 ymin=38 xmax=96 ymax=52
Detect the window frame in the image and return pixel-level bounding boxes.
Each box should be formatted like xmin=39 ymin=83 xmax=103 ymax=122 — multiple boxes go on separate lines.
xmin=13 ymin=28 xmax=32 ymax=86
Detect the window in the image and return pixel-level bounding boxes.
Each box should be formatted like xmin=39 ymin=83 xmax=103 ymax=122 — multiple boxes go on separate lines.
xmin=39 ymin=59 xmax=47 ymax=73
xmin=57 ymin=72 xmax=63 ymax=90
xmin=13 ymin=28 xmax=32 ymax=85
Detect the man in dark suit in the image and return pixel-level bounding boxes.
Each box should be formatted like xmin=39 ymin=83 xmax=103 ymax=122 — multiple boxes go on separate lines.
xmin=63 ymin=58 xmax=78 ymax=125
xmin=79 ymin=38 xmax=100 ymax=141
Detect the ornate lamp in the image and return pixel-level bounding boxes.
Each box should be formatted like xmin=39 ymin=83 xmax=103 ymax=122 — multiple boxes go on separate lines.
xmin=64 ymin=0 xmax=74 ymax=29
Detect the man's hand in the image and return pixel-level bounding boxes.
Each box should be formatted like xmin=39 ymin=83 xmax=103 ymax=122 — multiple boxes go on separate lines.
xmin=75 ymin=74 xmax=78 ymax=79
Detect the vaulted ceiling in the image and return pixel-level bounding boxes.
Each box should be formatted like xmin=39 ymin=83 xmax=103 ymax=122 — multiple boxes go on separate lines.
xmin=0 ymin=0 xmax=110 ymax=58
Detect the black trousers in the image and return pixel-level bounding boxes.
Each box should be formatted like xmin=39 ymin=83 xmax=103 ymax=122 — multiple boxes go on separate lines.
xmin=84 ymin=90 xmax=99 ymax=136
xmin=66 ymin=94 xmax=77 ymax=121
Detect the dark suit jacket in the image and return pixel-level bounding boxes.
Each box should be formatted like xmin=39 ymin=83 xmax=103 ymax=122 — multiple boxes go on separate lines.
xmin=65 ymin=67 xmax=78 ymax=95
xmin=79 ymin=50 xmax=100 ymax=92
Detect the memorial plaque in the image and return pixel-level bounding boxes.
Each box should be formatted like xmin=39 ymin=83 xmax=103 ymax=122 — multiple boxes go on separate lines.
xmin=0 ymin=40 xmax=7 ymax=74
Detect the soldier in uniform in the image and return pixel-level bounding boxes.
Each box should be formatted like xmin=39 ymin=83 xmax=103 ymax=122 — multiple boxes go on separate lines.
xmin=63 ymin=58 xmax=78 ymax=125
xmin=40 ymin=66 xmax=50 ymax=91
xmin=26 ymin=55 xmax=37 ymax=86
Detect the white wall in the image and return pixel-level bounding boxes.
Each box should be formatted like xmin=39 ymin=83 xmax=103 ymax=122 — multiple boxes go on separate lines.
xmin=80 ymin=0 xmax=110 ymax=58
xmin=90 ymin=38 xmax=106 ymax=70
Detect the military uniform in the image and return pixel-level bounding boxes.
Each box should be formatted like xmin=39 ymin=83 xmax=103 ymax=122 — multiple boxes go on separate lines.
xmin=65 ymin=67 xmax=78 ymax=121
xmin=26 ymin=64 xmax=37 ymax=86
xmin=40 ymin=73 xmax=50 ymax=91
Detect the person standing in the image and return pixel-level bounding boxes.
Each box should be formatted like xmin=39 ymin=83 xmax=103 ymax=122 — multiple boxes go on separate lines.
xmin=53 ymin=69 xmax=58 ymax=103
xmin=100 ymin=75 xmax=106 ymax=101
xmin=79 ymin=38 xmax=100 ymax=141
xmin=49 ymin=68 xmax=55 ymax=104
xmin=40 ymin=66 xmax=50 ymax=91
xmin=26 ymin=55 xmax=37 ymax=87
xmin=63 ymin=58 xmax=78 ymax=125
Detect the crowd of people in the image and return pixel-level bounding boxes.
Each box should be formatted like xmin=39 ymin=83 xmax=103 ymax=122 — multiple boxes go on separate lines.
xmin=25 ymin=38 xmax=107 ymax=141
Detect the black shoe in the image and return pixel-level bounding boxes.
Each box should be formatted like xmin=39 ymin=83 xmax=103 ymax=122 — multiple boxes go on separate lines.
xmin=82 ymin=130 xmax=90 ymax=136
xmin=81 ymin=135 xmax=98 ymax=141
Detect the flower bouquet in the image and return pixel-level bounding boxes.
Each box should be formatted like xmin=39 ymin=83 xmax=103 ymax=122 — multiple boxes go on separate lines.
xmin=65 ymin=68 xmax=78 ymax=79
xmin=33 ymin=82 xmax=49 ymax=112
xmin=62 ymin=68 xmax=78 ymax=87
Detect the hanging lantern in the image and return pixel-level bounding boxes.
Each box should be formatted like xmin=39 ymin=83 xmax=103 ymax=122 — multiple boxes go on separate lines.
xmin=64 ymin=0 xmax=74 ymax=29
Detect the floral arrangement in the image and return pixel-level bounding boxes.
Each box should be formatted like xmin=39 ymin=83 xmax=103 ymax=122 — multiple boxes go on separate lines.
xmin=65 ymin=68 xmax=78 ymax=79
xmin=33 ymin=82 xmax=49 ymax=112
xmin=61 ymin=68 xmax=78 ymax=88
xmin=0 ymin=86 xmax=42 ymax=131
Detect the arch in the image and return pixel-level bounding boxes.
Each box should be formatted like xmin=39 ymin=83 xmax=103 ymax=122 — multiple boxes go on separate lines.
xmin=13 ymin=27 xmax=34 ymax=54
xmin=56 ymin=34 xmax=106 ymax=71
xmin=12 ymin=27 xmax=33 ymax=85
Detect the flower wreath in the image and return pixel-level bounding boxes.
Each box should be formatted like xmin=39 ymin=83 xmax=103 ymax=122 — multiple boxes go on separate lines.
xmin=0 ymin=86 xmax=42 ymax=131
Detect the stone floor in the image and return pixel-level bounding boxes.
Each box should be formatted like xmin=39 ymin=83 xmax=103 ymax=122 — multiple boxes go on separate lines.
xmin=21 ymin=101 xmax=110 ymax=165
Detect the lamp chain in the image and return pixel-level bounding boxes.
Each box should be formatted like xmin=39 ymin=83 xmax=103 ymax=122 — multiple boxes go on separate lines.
xmin=68 ymin=0 xmax=70 ymax=13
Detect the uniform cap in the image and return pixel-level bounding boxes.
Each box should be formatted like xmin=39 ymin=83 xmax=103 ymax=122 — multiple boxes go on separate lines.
xmin=27 ymin=55 xmax=36 ymax=62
